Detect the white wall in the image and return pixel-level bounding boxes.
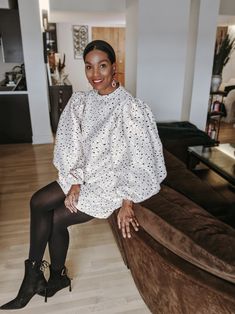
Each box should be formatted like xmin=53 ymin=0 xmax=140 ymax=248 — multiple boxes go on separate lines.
xmin=125 ymin=0 xmax=138 ymax=96
xmin=190 ymin=0 xmax=220 ymax=130
xmin=135 ymin=0 xmax=190 ymax=121
xmin=18 ymin=0 xmax=53 ymax=144
xmin=56 ymin=23 xmax=90 ymax=92
xmin=181 ymin=0 xmax=200 ymax=121
xmin=125 ymin=0 xmax=220 ymax=130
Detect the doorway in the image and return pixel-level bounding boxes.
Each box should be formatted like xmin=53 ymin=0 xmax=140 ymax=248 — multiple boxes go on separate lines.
xmin=92 ymin=27 xmax=125 ymax=86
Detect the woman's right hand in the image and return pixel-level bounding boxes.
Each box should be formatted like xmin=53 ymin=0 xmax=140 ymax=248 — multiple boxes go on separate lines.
xmin=64 ymin=184 xmax=80 ymax=213
xmin=117 ymin=200 xmax=139 ymax=238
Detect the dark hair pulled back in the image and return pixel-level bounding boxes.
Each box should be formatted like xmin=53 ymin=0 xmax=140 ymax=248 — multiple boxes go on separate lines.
xmin=83 ymin=40 xmax=116 ymax=64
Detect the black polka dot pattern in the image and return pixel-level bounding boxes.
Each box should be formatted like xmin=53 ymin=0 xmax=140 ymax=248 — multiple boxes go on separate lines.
xmin=53 ymin=86 xmax=167 ymax=218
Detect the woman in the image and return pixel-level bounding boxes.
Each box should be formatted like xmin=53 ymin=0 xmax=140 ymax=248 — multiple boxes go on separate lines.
xmin=1 ymin=40 xmax=166 ymax=310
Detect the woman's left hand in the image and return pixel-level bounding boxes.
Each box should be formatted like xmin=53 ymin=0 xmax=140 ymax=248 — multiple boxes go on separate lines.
xmin=64 ymin=184 xmax=80 ymax=213
xmin=117 ymin=200 xmax=139 ymax=238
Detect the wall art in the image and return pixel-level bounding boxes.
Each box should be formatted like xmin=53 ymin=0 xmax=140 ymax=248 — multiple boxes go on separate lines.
xmin=73 ymin=25 xmax=89 ymax=59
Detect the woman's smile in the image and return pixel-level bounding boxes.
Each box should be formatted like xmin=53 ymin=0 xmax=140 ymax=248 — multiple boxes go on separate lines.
xmin=93 ymin=79 xmax=103 ymax=84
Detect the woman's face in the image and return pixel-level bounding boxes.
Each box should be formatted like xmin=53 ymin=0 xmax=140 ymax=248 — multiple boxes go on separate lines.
xmin=84 ymin=49 xmax=116 ymax=95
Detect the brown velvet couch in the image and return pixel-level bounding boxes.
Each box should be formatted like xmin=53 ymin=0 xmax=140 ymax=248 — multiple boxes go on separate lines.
xmin=108 ymin=147 xmax=235 ymax=314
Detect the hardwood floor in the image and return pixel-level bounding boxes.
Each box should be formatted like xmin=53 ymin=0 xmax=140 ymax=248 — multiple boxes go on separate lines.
xmin=0 ymin=144 xmax=150 ymax=313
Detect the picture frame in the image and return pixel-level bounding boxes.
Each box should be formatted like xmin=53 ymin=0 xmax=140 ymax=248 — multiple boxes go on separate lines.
xmin=72 ymin=25 xmax=89 ymax=59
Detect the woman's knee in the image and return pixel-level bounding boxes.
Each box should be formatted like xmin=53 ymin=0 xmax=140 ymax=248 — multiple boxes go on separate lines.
xmin=30 ymin=182 xmax=64 ymax=213
xmin=30 ymin=190 xmax=40 ymax=211
xmin=30 ymin=188 xmax=48 ymax=213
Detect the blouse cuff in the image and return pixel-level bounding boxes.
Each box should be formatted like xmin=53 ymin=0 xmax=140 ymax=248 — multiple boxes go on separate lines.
xmin=67 ymin=169 xmax=84 ymax=185
xmin=116 ymin=187 xmax=134 ymax=202
xmin=117 ymin=184 xmax=161 ymax=204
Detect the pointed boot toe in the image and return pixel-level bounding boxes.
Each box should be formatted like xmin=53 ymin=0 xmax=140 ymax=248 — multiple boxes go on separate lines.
xmin=0 ymin=296 xmax=31 ymax=310
xmin=0 ymin=259 xmax=48 ymax=310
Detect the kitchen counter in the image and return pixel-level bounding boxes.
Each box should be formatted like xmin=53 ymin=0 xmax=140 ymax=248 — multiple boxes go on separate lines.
xmin=0 ymin=91 xmax=28 ymax=95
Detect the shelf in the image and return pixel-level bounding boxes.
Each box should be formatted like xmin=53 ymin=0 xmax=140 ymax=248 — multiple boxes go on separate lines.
xmin=210 ymin=90 xmax=227 ymax=96
xmin=206 ymin=91 xmax=226 ymax=142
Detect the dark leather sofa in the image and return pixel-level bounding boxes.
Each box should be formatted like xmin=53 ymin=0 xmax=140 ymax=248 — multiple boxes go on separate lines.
xmin=108 ymin=122 xmax=235 ymax=314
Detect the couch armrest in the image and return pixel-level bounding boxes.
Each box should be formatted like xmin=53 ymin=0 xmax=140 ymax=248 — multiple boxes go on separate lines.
xmin=136 ymin=185 xmax=235 ymax=284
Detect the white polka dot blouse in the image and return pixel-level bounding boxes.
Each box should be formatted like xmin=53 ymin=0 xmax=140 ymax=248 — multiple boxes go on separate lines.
xmin=53 ymin=86 xmax=167 ymax=218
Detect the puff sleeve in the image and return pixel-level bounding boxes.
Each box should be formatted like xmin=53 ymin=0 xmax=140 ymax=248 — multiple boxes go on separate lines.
xmin=53 ymin=92 xmax=85 ymax=193
xmin=112 ymin=99 xmax=167 ymax=203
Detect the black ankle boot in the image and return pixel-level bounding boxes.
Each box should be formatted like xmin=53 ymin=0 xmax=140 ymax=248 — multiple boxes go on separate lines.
xmin=0 ymin=259 xmax=48 ymax=310
xmin=39 ymin=266 xmax=71 ymax=301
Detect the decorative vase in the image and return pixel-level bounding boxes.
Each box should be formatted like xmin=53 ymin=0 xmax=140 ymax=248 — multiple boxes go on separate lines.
xmin=211 ymin=74 xmax=222 ymax=92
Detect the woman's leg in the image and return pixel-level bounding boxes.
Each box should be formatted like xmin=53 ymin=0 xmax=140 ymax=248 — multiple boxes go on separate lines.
xmin=0 ymin=181 xmax=66 ymax=310
xmin=30 ymin=179 xmax=94 ymax=268
xmin=29 ymin=181 xmax=65 ymax=262
xmin=40 ymin=195 xmax=94 ymax=299
xmin=49 ymin=204 xmax=94 ymax=270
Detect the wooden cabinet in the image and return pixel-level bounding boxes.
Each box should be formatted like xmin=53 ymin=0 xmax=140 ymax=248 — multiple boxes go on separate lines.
xmin=49 ymin=85 xmax=73 ymax=133
xmin=0 ymin=9 xmax=24 ymax=63
xmin=0 ymin=94 xmax=32 ymax=144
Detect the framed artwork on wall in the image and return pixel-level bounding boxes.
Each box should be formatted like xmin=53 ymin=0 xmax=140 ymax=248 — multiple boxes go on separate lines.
xmin=72 ymin=25 xmax=89 ymax=59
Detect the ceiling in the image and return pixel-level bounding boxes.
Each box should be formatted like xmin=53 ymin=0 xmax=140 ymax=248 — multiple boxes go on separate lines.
xmin=48 ymin=0 xmax=235 ymax=27
xmin=48 ymin=0 xmax=125 ymax=26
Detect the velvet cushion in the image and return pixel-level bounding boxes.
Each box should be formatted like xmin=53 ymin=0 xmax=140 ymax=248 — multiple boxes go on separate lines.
xmin=157 ymin=121 xmax=213 ymax=143
xmin=163 ymin=149 xmax=230 ymax=216
xmin=157 ymin=121 xmax=214 ymax=164
xmin=136 ymin=185 xmax=235 ymax=284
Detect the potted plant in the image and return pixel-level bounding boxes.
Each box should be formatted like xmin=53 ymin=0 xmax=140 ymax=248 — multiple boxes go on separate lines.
xmin=211 ymin=33 xmax=235 ymax=92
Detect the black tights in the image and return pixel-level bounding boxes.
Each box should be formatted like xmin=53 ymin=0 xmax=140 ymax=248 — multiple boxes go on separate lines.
xmin=28 ymin=181 xmax=93 ymax=270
